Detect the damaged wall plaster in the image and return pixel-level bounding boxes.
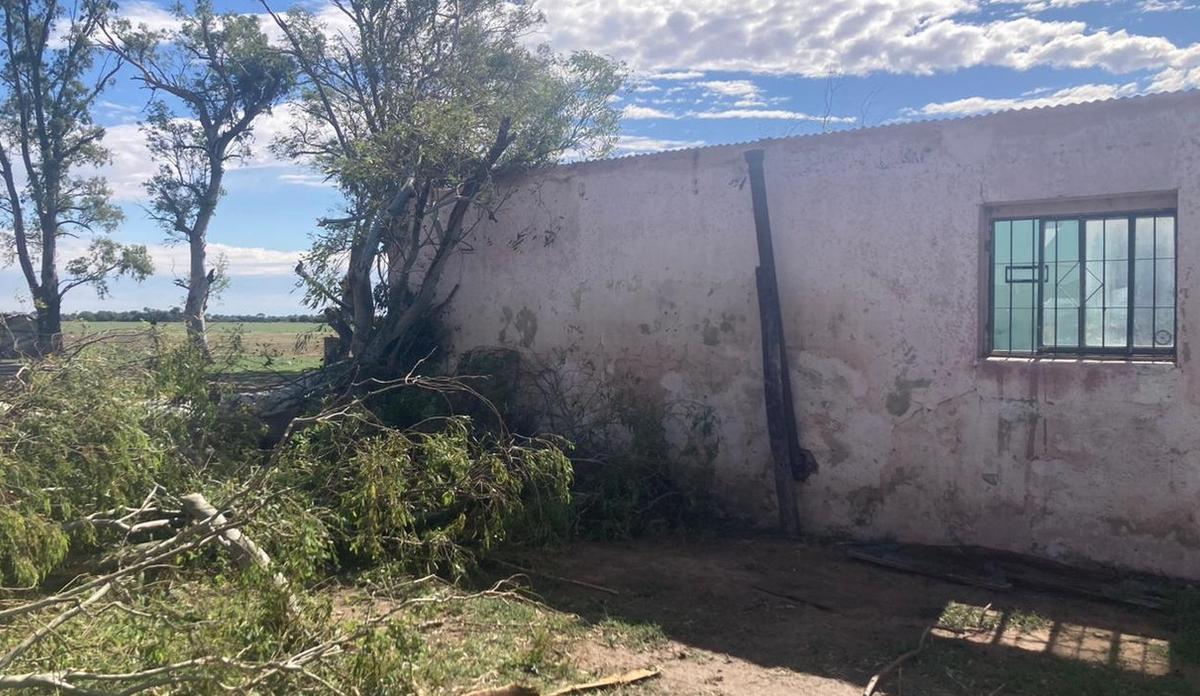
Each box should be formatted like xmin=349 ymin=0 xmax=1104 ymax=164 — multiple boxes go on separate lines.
xmin=443 ymin=90 xmax=1200 ymax=579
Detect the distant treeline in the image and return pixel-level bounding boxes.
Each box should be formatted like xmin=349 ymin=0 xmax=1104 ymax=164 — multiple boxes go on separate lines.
xmin=64 ymin=308 xmax=322 ymax=323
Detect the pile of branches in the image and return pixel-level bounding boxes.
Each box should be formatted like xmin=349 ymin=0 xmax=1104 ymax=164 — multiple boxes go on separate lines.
xmin=0 ymin=479 xmax=517 ymax=694
xmin=0 ymin=337 xmax=573 ymax=693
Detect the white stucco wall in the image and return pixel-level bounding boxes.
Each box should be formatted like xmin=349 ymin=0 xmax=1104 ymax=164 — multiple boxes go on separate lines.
xmin=443 ymin=90 xmax=1200 ymax=578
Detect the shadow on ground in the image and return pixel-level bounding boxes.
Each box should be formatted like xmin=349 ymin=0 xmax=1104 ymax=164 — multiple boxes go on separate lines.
xmin=492 ymin=536 xmax=1200 ymax=695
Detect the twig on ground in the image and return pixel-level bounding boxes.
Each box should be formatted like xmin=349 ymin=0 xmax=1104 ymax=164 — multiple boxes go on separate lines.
xmin=461 ymin=668 xmax=661 ymax=696
xmin=547 ymin=668 xmax=660 ymax=695
xmin=752 ymin=584 xmax=836 ymax=612
xmin=863 ymin=623 xmax=935 ymax=696
xmin=491 ymin=559 xmax=619 ymax=596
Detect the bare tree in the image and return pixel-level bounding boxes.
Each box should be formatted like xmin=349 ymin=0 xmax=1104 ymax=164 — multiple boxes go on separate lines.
xmin=102 ymin=1 xmax=295 ymax=353
xmin=0 ymin=0 xmax=152 ymax=353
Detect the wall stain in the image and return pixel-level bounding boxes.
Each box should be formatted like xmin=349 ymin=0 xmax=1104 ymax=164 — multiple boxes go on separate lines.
xmin=497 ymin=306 xmax=513 ymax=344
xmin=1103 ymin=513 xmax=1200 ymax=550
xmin=886 ymin=375 xmax=931 ymax=417
xmin=497 ymin=306 xmax=538 ymax=348
xmin=514 ymin=307 xmax=538 ymax=348
xmin=846 ymin=465 xmax=917 ymax=527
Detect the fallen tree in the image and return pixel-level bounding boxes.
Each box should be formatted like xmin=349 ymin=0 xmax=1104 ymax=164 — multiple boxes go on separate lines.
xmin=0 ymin=335 xmax=578 ymax=692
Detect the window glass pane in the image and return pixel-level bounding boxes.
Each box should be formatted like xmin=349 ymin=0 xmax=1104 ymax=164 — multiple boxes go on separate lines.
xmin=1084 ymin=307 xmax=1104 ymax=346
xmin=1104 ymin=309 xmax=1127 ymax=347
xmin=1055 ymin=308 xmax=1079 ymax=347
xmin=1011 ymin=306 xmax=1035 ymax=352
xmin=1042 ymin=308 xmax=1056 ymax=347
xmin=994 ymin=221 xmax=1011 ymax=264
xmin=1057 ymin=220 xmax=1079 ymax=261
xmin=1104 ymin=218 xmax=1129 ymax=260
xmin=993 ymin=265 xmax=1010 ymax=308
xmin=1156 ymin=216 xmax=1175 ymax=259
xmin=1084 ymin=260 xmax=1105 ymax=309
xmin=1133 ymin=308 xmax=1154 ymax=348
xmin=1135 ymin=217 xmax=1155 ymax=259
xmin=1156 ymin=258 xmax=1175 ymax=307
xmin=1155 ymin=308 xmax=1175 ymax=348
xmin=1012 ymin=282 xmax=1034 ymax=312
xmin=1085 ymin=220 xmax=1104 ymax=260
xmin=1043 ymin=222 xmax=1057 ymax=263
xmin=1103 ymin=260 xmax=1127 ymax=307
xmin=1012 ymin=220 xmax=1035 ymax=264
xmin=1054 ymin=262 xmax=1080 ymax=307
xmin=1133 ymin=259 xmax=1154 ymax=307
xmin=993 ymin=307 xmax=1010 ymax=352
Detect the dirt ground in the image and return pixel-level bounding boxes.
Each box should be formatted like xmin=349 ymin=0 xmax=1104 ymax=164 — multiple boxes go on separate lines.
xmin=508 ymin=536 xmax=1200 ymax=696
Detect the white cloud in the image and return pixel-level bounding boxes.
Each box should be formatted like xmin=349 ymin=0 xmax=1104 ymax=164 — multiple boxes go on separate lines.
xmin=988 ymin=0 xmax=1106 ymax=11
xmin=532 ymin=0 xmax=1197 ymax=81
xmin=278 ymin=173 xmax=335 ymax=188
xmin=691 ymin=109 xmax=855 ymax=122
xmin=646 ymin=70 xmax=705 ymax=80
xmin=117 ymin=0 xmax=186 ymax=33
xmin=622 ymin=104 xmax=678 ymax=119
xmin=697 ymin=79 xmax=760 ymax=98
xmin=146 ymin=242 xmax=301 ymax=278
xmin=696 ymin=79 xmax=769 ymax=106
xmin=98 ymin=122 xmax=157 ymax=201
xmin=612 ymin=135 xmax=706 ymax=155
xmin=93 ymin=103 xmax=312 ymax=201
xmin=909 ymin=81 xmax=1141 ymax=116
xmin=1137 ymin=0 xmax=1197 ymax=11
xmin=54 ymin=236 xmax=301 ymax=279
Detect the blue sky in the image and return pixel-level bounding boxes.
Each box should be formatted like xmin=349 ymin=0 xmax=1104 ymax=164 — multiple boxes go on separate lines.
xmin=2 ymin=0 xmax=1198 ymax=314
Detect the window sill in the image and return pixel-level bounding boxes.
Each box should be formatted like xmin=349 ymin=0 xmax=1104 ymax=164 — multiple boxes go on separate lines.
xmin=983 ymin=355 xmax=1177 ymax=367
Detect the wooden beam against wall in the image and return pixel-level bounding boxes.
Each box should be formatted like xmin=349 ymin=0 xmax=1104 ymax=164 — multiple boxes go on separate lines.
xmin=744 ymin=149 xmax=815 ymax=537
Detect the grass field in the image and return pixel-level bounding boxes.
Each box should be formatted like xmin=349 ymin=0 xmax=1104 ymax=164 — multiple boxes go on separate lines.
xmin=62 ymin=320 xmax=329 ymax=373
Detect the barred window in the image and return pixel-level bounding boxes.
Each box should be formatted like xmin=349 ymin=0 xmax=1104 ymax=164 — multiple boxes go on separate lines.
xmin=989 ymin=211 xmax=1176 ymax=358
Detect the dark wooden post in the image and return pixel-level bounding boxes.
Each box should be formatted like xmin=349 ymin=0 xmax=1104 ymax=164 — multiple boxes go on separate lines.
xmin=745 ymin=149 xmax=813 ymax=537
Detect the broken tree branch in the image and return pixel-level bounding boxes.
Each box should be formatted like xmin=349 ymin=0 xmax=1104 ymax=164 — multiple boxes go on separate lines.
xmin=490 ymin=559 xmax=619 ymax=596
xmin=862 ymin=623 xmax=935 ymax=696
xmin=179 ymin=493 xmax=299 ymax=617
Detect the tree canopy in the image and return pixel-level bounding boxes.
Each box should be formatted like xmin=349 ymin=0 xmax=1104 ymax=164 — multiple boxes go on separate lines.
xmin=264 ymin=0 xmax=623 ymax=367
xmin=103 ymin=0 xmax=295 ymax=353
xmin=0 ymin=0 xmax=151 ymax=351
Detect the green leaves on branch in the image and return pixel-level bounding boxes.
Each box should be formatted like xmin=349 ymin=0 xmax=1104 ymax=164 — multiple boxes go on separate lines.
xmin=0 ymin=340 xmax=260 ymax=586
xmin=277 ymin=415 xmax=573 ymax=578
xmin=62 ymin=237 xmax=153 ymax=298
xmin=265 ymin=0 xmax=623 ymax=360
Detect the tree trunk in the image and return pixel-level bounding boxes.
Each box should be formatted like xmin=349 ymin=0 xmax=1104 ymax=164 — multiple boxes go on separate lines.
xmin=35 ymin=207 xmax=61 ymax=355
xmin=184 ymin=231 xmax=211 ymax=356
xmin=184 ymin=161 xmax=224 ymax=357
xmin=33 ymin=291 xmax=62 ymax=355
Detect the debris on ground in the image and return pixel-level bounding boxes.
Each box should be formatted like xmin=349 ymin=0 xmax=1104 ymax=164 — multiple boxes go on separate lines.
xmin=847 ymin=542 xmax=1173 ymax=609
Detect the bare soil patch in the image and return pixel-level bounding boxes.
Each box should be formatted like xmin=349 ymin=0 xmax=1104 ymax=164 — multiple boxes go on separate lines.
xmin=501 ymin=535 xmax=1199 ymax=696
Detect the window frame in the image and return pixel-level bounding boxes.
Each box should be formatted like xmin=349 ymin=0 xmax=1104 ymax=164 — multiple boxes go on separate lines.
xmin=987 ymin=208 xmax=1178 ymax=360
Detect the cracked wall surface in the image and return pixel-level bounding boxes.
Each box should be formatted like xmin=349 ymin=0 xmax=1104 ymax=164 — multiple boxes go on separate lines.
xmin=442 ymin=90 xmax=1200 ymax=578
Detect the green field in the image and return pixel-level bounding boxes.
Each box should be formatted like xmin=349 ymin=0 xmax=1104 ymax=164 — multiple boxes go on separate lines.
xmin=62 ymin=320 xmax=329 ymax=373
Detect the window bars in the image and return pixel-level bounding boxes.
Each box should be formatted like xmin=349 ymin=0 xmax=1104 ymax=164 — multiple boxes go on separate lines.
xmin=989 ymin=211 xmax=1176 ymax=358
